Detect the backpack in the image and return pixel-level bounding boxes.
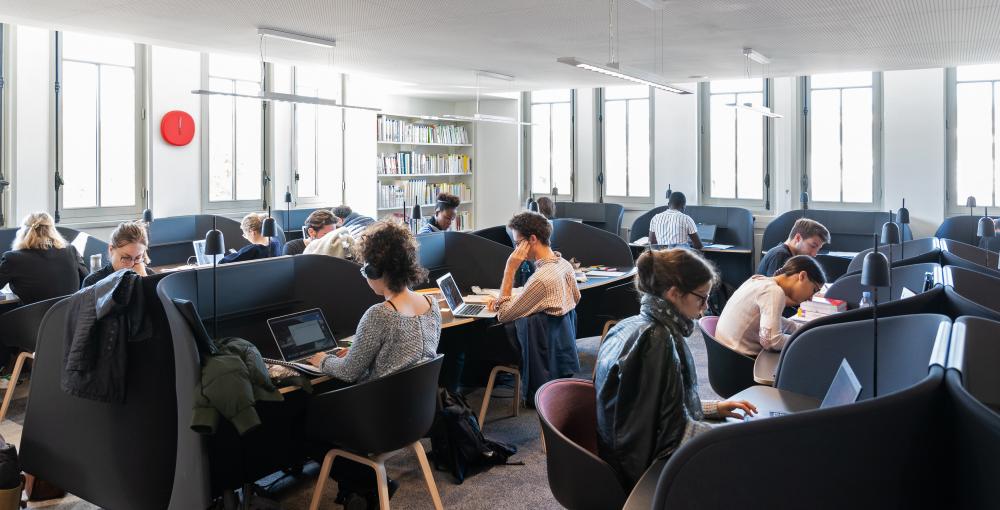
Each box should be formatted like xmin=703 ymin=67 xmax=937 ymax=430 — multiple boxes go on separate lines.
xmin=707 ymin=281 xmax=736 ymax=317
xmin=428 ymin=388 xmax=519 ymax=483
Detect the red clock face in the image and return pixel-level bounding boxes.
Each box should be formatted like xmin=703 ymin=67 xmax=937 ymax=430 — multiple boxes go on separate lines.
xmin=161 ymin=110 xmax=195 ymax=146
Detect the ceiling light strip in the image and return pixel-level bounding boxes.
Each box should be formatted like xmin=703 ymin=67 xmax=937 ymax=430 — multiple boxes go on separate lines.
xmin=257 ymin=28 xmax=337 ymax=48
xmin=556 ymin=57 xmax=692 ymax=94
xmin=191 ymin=89 xmax=381 ymax=112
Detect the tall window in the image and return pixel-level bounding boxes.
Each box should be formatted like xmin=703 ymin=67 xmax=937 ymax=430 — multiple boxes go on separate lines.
xmin=529 ymin=89 xmax=573 ymax=197
xmin=293 ymin=66 xmax=342 ymax=204
xmin=805 ymin=72 xmax=880 ymax=205
xmin=205 ymin=53 xmax=262 ymax=205
xmin=700 ymin=79 xmax=768 ymax=205
xmin=950 ymin=64 xmax=1000 ymax=209
xmin=60 ymin=31 xmax=143 ymax=216
xmin=602 ymin=85 xmax=651 ymax=200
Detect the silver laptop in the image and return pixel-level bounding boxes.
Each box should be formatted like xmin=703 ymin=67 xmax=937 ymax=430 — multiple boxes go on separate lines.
xmin=436 ymin=273 xmax=497 ymax=318
xmin=746 ymin=358 xmax=862 ymax=420
xmin=192 ymin=239 xmax=222 ymax=265
xmin=696 ymin=223 xmax=717 ymax=244
xmin=265 ymin=308 xmax=346 ymax=374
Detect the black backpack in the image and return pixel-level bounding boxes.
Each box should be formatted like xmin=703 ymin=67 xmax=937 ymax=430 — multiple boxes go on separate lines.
xmin=428 ymin=388 xmax=519 ymax=483
xmin=707 ymin=281 xmax=736 ymax=317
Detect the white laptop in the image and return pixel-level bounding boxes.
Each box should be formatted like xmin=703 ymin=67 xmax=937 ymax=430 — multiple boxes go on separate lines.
xmin=436 ymin=273 xmax=497 ymax=318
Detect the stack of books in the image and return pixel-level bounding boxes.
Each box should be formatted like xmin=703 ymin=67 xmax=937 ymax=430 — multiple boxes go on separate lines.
xmin=797 ymin=296 xmax=847 ymax=321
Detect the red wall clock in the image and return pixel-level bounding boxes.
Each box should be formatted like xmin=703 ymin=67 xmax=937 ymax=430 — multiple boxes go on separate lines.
xmin=160 ymin=110 xmax=195 ymax=146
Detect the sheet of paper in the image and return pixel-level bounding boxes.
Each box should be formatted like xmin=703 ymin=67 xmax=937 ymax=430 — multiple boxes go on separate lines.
xmin=587 ymin=270 xmax=627 ymax=277
xmin=900 ymin=287 xmax=916 ymax=299
xmin=824 ymin=251 xmax=859 ymax=259
xmin=71 ymin=232 xmax=89 ymax=256
xmin=704 ymin=243 xmax=734 ymax=250
xmin=632 ymin=237 xmax=649 ymax=246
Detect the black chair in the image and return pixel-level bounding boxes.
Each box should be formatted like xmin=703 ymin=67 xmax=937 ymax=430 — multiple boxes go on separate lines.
xmin=550 ymin=219 xmax=634 ymax=269
xmin=697 ymin=316 xmax=754 ymax=398
xmin=304 ymin=355 xmax=444 ymax=510
xmin=471 ymin=225 xmax=514 ymax=247
xmin=936 ymin=215 xmax=998 ymax=248
xmin=826 ymin=263 xmax=941 ymax=308
xmin=535 ymin=378 xmax=627 ymax=510
xmin=845 ymin=238 xmax=941 ymax=274
xmin=761 ymin=209 xmax=913 ymax=255
xmin=943 ymin=266 xmax=1000 ymax=314
xmin=0 ymin=295 xmax=63 ymax=422
xmin=554 ymin=202 xmax=625 ymax=236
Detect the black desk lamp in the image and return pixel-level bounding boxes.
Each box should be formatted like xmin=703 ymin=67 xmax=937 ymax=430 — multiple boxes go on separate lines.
xmin=881 ymin=209 xmax=901 ymax=291
xmin=204 ymin=218 xmax=225 ymax=339
xmin=142 ymin=208 xmax=153 ymax=224
xmin=284 ymin=187 xmax=293 ymax=234
xmin=525 ymin=197 xmax=535 ymax=210
xmin=860 ymin=233 xmax=890 ymax=398
xmin=666 ymin=184 xmax=673 ymax=201
xmin=528 ymin=201 xmax=539 ymax=213
xmin=411 ymin=198 xmax=422 ymax=233
xmin=800 ymin=191 xmax=809 ymax=211
xmin=967 ymin=196 xmax=977 ymax=217
xmin=977 ymin=208 xmax=995 ymax=266
xmin=897 ymin=199 xmax=909 ymax=259
xmin=262 ymin=207 xmax=277 ymax=257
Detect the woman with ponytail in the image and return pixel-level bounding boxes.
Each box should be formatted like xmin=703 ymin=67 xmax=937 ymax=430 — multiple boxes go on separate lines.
xmin=0 ymin=212 xmax=87 ymax=304
xmin=594 ymin=248 xmax=757 ymax=489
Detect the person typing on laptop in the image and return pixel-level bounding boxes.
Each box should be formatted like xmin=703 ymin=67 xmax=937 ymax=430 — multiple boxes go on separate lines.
xmin=487 ymin=211 xmax=580 ymax=323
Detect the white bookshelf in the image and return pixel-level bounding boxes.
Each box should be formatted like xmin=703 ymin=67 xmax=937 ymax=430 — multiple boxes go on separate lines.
xmin=376 ymin=113 xmax=476 ymax=231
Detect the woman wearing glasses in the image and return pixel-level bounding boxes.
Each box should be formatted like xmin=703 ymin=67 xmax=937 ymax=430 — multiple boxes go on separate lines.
xmin=594 ymin=248 xmax=757 ymax=490
xmin=83 ymin=220 xmax=154 ymax=288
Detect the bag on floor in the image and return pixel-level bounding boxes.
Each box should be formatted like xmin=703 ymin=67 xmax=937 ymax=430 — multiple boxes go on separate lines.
xmin=428 ymin=388 xmax=518 ymax=484
xmin=707 ymin=282 xmax=736 ymax=317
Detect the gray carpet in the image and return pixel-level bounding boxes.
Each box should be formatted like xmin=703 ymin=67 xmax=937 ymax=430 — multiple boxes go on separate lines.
xmin=10 ymin=331 xmax=719 ymax=509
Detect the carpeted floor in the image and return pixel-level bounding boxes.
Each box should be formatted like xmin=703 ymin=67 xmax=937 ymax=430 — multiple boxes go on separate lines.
xmin=5 ymin=331 xmax=720 ymax=509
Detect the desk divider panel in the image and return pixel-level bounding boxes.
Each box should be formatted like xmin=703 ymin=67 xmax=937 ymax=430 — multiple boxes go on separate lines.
xmin=761 ymin=209 xmax=914 ymax=254
xmin=551 ymin=219 xmax=634 ymax=269
xmin=554 ymin=202 xmax=624 ymax=235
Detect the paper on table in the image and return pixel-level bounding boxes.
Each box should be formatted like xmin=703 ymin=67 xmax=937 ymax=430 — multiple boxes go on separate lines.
xmin=704 ymin=243 xmax=734 ymax=250
xmin=471 ymin=287 xmax=524 ymax=299
xmin=587 ymin=270 xmax=626 ymax=277
xmin=632 ymin=237 xmax=649 ymax=246
xmin=824 ymin=251 xmax=858 ymax=259
xmin=71 ymin=233 xmax=90 ymax=256
xmin=900 ymin=287 xmax=916 ymax=299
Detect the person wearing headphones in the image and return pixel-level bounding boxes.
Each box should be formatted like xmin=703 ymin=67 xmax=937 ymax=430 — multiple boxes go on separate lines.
xmin=282 ymin=209 xmax=338 ymax=256
xmin=418 ymin=192 xmax=461 ymax=234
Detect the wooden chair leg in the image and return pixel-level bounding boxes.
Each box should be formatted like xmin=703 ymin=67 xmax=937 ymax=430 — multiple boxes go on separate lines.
xmin=510 ymin=367 xmax=521 ymax=418
xmin=308 ymin=449 xmax=339 ymax=510
xmin=592 ymin=321 xmax=619 ymax=379
xmin=373 ymin=462 xmax=391 ymax=510
xmin=412 ymin=441 xmax=444 ymax=510
xmin=0 ymin=352 xmax=32 ymax=423
xmin=478 ymin=366 xmax=501 ymax=427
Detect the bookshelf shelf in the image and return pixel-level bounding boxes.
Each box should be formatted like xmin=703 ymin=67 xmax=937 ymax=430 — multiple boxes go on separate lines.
xmin=377 ymin=201 xmax=474 ymax=212
xmin=377 ymin=173 xmax=472 ymax=179
xmin=377 ymin=141 xmax=472 ymax=147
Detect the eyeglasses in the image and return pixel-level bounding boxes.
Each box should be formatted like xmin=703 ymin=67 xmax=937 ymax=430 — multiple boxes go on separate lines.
xmin=118 ymin=254 xmax=145 ymax=266
xmin=688 ymin=290 xmax=709 ymax=307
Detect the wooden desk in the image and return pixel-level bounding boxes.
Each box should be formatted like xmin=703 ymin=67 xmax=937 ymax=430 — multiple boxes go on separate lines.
xmin=275 ymin=334 xmax=354 ymax=394
xmin=754 ymin=350 xmax=780 ymax=385
xmin=416 ymin=288 xmax=478 ymax=329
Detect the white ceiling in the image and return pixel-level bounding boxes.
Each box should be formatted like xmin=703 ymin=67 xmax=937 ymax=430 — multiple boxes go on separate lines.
xmin=4 ymin=0 xmax=1000 ymax=98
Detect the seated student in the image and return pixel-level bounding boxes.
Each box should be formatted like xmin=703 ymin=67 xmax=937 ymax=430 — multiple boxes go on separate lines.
xmin=0 ymin=212 xmax=87 ymax=304
xmin=282 ymin=209 xmax=337 ymax=256
xmin=308 ymin=220 xmax=440 ymax=382
xmin=219 ymin=213 xmax=281 ymax=265
xmin=487 ymin=211 xmax=580 ymax=323
xmin=648 ymin=191 xmax=703 ymax=250
xmin=83 ymin=220 xmax=155 ymax=288
xmin=418 ymin=193 xmax=461 ymax=234
xmin=332 ymin=205 xmax=375 ymax=238
xmin=535 ymin=196 xmax=555 ymax=219
xmin=757 ymin=218 xmax=831 ymax=276
xmin=595 ymin=249 xmax=756 ymax=489
xmin=716 ymin=255 xmax=827 ymax=356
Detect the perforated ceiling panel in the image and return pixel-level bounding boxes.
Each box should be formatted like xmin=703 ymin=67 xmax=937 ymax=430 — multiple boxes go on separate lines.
xmin=3 ymin=0 xmax=1000 ymax=95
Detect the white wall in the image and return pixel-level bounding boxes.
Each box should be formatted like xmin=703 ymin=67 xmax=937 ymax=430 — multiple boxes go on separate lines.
xmin=652 ymin=84 xmax=699 ymax=207
xmin=149 ymin=45 xmax=201 ymax=219
xmin=456 ymin=98 xmax=521 ymax=229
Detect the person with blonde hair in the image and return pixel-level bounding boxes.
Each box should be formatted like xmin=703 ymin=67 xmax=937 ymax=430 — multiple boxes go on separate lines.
xmin=0 ymin=212 xmax=87 ymax=304
xmin=219 ymin=212 xmax=281 ymax=264
xmin=83 ymin=220 xmax=155 ymax=287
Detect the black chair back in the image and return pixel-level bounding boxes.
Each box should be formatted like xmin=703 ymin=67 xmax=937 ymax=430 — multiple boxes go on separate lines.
xmin=304 ymin=355 xmax=443 ymax=455
xmin=471 ymin=225 xmax=514 ymax=247
xmin=826 ymin=263 xmax=941 ymax=308
xmin=550 ymin=219 xmax=634 ymax=269
xmin=761 ymin=209 xmax=913 ymax=254
xmin=845 ymin=238 xmax=941 ymax=274
xmin=697 ymin=316 xmax=754 ymax=399
xmin=554 ymin=202 xmax=624 ymax=235
xmin=0 ymin=295 xmax=63 ymax=352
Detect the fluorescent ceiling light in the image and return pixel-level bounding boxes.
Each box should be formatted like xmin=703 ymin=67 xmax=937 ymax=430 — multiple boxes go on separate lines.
xmin=726 ymin=101 xmax=783 ymax=118
xmin=440 ymin=113 xmax=532 ymax=126
xmin=257 ymin=28 xmax=336 ymax=48
xmin=556 ymin=57 xmax=692 ymax=94
xmin=743 ymin=47 xmax=770 ymax=65
xmin=632 ymin=0 xmax=671 ymax=9
xmin=191 ymin=89 xmax=380 ymax=112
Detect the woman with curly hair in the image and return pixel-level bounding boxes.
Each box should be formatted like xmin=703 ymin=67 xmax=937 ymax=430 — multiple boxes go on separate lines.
xmin=308 ymin=220 xmax=440 ymax=383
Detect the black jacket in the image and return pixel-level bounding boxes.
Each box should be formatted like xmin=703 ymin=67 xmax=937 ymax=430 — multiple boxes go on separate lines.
xmin=757 ymin=243 xmax=793 ymax=276
xmin=0 ymin=247 xmax=87 ymax=304
xmin=594 ymin=294 xmax=706 ymax=489
xmin=83 ymin=262 xmax=156 ymax=289
xmin=62 ymin=269 xmax=152 ymax=403
xmin=220 ymin=239 xmax=281 ymax=264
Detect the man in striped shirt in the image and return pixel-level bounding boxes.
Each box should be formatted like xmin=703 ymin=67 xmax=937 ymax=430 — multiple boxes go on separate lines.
xmin=648 ymin=191 xmax=704 ymax=250
xmin=487 ymin=211 xmax=580 ymax=323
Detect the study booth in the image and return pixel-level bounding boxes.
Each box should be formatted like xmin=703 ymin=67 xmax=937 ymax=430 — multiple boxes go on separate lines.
xmin=0 ymin=225 xmax=108 ymax=262
xmin=552 ymin=201 xmax=625 ymax=236
xmin=147 ymin=214 xmax=286 ymax=267
xmin=272 ymin=206 xmax=332 ymax=241
xmin=629 ymin=205 xmax=755 ymax=288
xmin=761 ymin=209 xmax=914 ymax=281
xmin=935 ymin=215 xmax=1000 ymax=250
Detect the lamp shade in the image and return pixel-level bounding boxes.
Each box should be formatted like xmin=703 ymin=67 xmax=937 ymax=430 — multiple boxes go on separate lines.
xmin=261 ymin=217 xmax=276 ymax=237
xmin=800 ymin=192 xmax=809 ymax=209
xmin=525 ymin=197 xmax=535 ymax=209
xmin=978 ymin=216 xmax=996 ymax=238
xmin=966 ymin=196 xmax=978 ymax=208
xmin=528 ymin=201 xmax=539 ymax=212
xmin=896 ymin=207 xmax=909 ymax=224
xmin=204 ymin=229 xmax=225 ymax=256
xmin=284 ymin=189 xmax=293 ymax=204
xmin=142 ymin=209 xmax=154 ymax=224
xmin=880 ymin=221 xmax=901 ymax=244
xmin=411 ymin=202 xmax=422 ymax=221
xmin=860 ymin=251 xmax=891 ymax=288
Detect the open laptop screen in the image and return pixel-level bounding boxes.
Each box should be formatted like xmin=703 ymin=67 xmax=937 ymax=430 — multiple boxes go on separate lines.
xmin=436 ymin=273 xmax=465 ymax=311
xmin=696 ymin=224 xmax=717 ymax=244
xmin=820 ymin=358 xmax=863 ymax=408
xmin=267 ymin=309 xmax=339 ymax=361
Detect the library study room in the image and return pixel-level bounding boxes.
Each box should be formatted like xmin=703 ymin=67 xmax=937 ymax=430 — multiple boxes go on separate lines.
xmin=0 ymin=0 xmax=996 ymax=509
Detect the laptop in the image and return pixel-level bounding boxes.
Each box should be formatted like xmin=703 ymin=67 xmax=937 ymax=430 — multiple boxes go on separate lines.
xmin=696 ymin=223 xmax=717 ymax=244
xmin=265 ymin=308 xmax=346 ymax=374
xmin=436 ymin=273 xmax=497 ymax=318
xmin=745 ymin=358 xmax=862 ymax=420
xmin=192 ymin=239 xmax=223 ymax=265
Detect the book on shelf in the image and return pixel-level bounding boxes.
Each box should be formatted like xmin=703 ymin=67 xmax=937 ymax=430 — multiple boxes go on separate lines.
xmin=377 ymin=181 xmax=472 ymax=209
xmin=377 ymin=152 xmax=472 ymax=175
xmin=377 ymin=116 xmax=470 ymax=145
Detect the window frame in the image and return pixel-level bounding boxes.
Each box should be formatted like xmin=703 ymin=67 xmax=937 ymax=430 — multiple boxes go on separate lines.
xmin=54 ymin=30 xmax=147 ymax=224
xmin=523 ymin=89 xmax=575 ymax=201
xmin=596 ymin=86 xmax=654 ymax=206
xmin=698 ymin=79 xmax=773 ymax=210
xmin=0 ymin=24 xmax=8 ymax=228
xmin=199 ymin=53 xmax=268 ymax=213
xmin=946 ymin=66 xmax=1000 ymax=216
xmin=800 ymin=72 xmax=884 ymax=210
xmin=290 ymin=66 xmax=343 ymax=207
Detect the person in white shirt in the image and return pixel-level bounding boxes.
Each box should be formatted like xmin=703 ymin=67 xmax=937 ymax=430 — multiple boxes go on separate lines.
xmin=648 ymin=191 xmax=703 ymax=250
xmin=715 ymin=255 xmax=826 ymax=356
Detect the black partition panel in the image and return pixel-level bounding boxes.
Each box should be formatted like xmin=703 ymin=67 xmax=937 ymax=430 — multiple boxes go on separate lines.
xmin=148 ymin=215 xmax=285 ymax=266
xmin=417 ymin=231 xmax=512 ymax=291
xmin=936 ymin=215 xmax=999 ymax=249
xmin=553 ymin=202 xmax=624 ymax=235
xmin=272 ymin=207 xmax=332 ymax=240
xmin=472 ymin=225 xmax=514 ymax=247
xmin=630 ymin=205 xmax=754 ymax=247
xmin=0 ymin=225 xmax=107 ymax=261
xmin=761 ymin=209 xmax=913 ymax=254
xmin=845 ymin=238 xmax=942 ymax=274
xmin=551 ymin=219 xmax=634 ymax=269
xmin=826 ymin=263 xmax=942 ymax=308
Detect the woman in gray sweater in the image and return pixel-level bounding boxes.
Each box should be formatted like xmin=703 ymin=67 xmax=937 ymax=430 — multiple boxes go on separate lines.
xmin=308 ymin=220 xmax=440 ymax=383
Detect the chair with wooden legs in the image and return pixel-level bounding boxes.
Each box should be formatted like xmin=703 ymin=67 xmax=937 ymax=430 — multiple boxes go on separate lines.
xmin=478 ymin=364 xmax=522 ymax=428
xmin=304 ymin=355 xmax=444 ymax=510
xmin=0 ymin=296 xmax=63 ymax=422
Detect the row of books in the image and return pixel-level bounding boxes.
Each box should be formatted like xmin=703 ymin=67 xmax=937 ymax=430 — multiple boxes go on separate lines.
xmin=377 ymin=117 xmax=470 ymax=145
xmin=377 ymin=181 xmax=472 ymax=209
xmin=797 ymin=296 xmax=847 ymax=321
xmin=377 ymin=152 xmax=472 ymax=175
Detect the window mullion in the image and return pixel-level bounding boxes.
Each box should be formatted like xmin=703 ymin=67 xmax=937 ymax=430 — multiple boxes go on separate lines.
xmin=95 ymin=63 xmax=102 ymax=208
xmin=733 ymin=94 xmax=739 ymax=199
xmin=548 ymin=103 xmax=554 ymax=194
xmin=839 ymin=88 xmax=845 ymax=203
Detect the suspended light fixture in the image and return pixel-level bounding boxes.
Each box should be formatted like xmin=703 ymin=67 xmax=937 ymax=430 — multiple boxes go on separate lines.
xmin=726 ymin=48 xmax=784 ymax=119
xmin=433 ymin=70 xmax=534 ymax=125
xmin=557 ymin=0 xmax=691 ymax=95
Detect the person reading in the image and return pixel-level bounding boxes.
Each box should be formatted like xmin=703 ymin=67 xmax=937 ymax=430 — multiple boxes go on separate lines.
xmin=757 ymin=218 xmax=831 ymax=276
xmin=418 ymin=193 xmax=461 ymax=234
xmin=83 ymin=220 xmax=155 ymax=288
xmin=0 ymin=212 xmax=87 ymax=303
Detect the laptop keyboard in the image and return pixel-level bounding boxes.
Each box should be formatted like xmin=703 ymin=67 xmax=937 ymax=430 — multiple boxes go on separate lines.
xmin=459 ymin=304 xmax=485 ymax=315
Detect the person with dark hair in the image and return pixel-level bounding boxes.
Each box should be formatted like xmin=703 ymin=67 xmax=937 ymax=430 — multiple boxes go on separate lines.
xmin=648 ymin=191 xmax=702 ymax=249
xmin=282 ymin=209 xmax=337 ymax=256
xmin=219 ymin=213 xmax=281 ymax=265
xmin=332 ymin=205 xmax=375 ymax=238
xmin=418 ymin=192 xmax=461 ymax=234
xmin=595 ymin=248 xmax=756 ymax=489
xmin=717 ymin=255 xmax=827 ymax=356
xmin=0 ymin=212 xmax=87 ymax=303
xmin=757 ymin=218 xmax=831 ymax=276
xmin=535 ymin=196 xmax=555 ymax=219
xmin=83 ymin=220 xmax=156 ymax=287
xmin=487 ymin=211 xmax=580 ymax=323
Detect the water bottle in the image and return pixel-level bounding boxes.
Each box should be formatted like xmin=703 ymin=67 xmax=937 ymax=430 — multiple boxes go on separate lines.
xmin=858 ymin=291 xmax=873 ymax=308
xmin=89 ymin=254 xmax=103 ymax=273
xmin=922 ymin=272 xmax=934 ymax=292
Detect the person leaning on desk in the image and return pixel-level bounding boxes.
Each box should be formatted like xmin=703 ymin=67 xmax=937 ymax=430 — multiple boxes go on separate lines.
xmin=757 ymin=218 xmax=830 ymax=276
xmin=83 ymin=220 xmax=155 ymax=288
xmin=594 ymin=248 xmax=756 ymax=490
xmin=0 ymin=212 xmax=87 ymax=304
xmin=282 ymin=209 xmax=337 ymax=256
